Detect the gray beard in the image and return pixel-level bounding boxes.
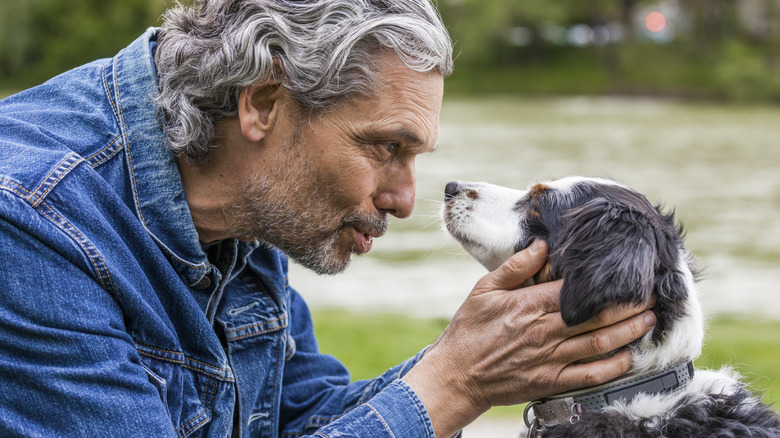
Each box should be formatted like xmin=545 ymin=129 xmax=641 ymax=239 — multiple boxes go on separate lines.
xmin=226 ymin=170 xmax=388 ymax=275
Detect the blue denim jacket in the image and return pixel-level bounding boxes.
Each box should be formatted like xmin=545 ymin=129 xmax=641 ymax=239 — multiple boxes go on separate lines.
xmin=0 ymin=28 xmax=436 ymax=438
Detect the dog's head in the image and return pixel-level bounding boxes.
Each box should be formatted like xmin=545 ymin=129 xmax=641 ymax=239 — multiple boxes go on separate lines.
xmin=442 ymin=176 xmax=693 ymax=337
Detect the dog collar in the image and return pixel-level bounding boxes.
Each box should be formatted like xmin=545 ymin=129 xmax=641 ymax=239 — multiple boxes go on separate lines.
xmin=524 ymin=360 xmax=694 ymax=437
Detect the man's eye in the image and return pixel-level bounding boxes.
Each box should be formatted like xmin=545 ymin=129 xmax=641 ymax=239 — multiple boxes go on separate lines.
xmin=384 ymin=142 xmax=399 ymax=153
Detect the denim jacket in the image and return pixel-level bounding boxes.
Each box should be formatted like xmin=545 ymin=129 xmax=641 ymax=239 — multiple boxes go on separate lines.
xmin=0 ymin=28 xmax=436 ymax=438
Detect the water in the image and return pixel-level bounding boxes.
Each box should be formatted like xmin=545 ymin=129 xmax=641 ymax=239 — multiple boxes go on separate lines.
xmin=292 ymin=96 xmax=780 ymax=320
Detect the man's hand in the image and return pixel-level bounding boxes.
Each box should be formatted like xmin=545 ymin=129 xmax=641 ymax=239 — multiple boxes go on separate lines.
xmin=402 ymin=240 xmax=657 ymax=437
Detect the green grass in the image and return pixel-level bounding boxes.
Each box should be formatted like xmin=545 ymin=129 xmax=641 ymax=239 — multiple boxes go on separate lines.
xmin=697 ymin=316 xmax=780 ymax=405
xmin=312 ymin=310 xmax=780 ymax=417
xmin=312 ymin=309 xmax=449 ymax=381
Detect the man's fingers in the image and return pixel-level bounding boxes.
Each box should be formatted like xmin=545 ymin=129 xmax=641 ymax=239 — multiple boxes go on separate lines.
xmin=557 ymin=348 xmax=635 ymax=391
xmin=480 ymin=240 xmax=548 ymax=292
xmin=558 ymin=310 xmax=656 ymax=363
xmin=565 ymin=299 xmax=656 ymax=337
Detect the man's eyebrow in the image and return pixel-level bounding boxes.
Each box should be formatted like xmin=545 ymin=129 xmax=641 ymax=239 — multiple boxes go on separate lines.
xmin=366 ymin=126 xmax=438 ymax=152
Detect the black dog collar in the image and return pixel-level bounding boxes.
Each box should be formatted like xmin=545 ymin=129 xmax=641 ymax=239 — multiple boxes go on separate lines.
xmin=524 ymin=360 xmax=694 ymax=436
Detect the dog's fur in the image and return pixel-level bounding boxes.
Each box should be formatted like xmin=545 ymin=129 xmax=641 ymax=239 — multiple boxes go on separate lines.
xmin=442 ymin=176 xmax=780 ymax=437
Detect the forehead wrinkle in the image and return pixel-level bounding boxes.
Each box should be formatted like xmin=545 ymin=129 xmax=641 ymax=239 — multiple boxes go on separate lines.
xmin=359 ymin=121 xmax=438 ymax=153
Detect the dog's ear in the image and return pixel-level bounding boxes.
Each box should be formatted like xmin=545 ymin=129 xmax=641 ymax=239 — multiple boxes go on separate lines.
xmin=552 ymin=198 xmax=661 ymax=327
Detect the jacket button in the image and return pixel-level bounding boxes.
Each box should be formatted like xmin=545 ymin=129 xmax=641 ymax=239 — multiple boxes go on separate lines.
xmin=193 ymin=275 xmax=212 ymax=290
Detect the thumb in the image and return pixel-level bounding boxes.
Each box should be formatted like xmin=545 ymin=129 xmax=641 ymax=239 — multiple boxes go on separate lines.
xmin=480 ymin=240 xmax=548 ymax=292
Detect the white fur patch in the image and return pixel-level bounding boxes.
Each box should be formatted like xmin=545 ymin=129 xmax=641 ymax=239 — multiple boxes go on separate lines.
xmin=631 ymin=253 xmax=704 ymax=374
xmin=441 ymin=181 xmax=526 ymax=271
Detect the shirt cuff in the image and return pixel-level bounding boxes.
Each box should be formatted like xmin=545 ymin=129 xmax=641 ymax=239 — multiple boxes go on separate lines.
xmin=365 ymin=380 xmax=435 ymax=437
xmin=312 ymin=380 xmax=435 ymax=438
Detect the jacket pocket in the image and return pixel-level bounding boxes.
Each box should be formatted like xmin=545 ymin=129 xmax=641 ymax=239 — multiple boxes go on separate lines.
xmin=137 ymin=347 xmax=214 ymax=438
xmin=141 ymin=362 xmax=171 ymax=419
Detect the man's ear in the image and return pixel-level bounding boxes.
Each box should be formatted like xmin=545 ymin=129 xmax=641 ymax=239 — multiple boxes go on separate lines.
xmin=237 ymin=82 xmax=283 ymax=142
xmin=552 ymin=198 xmax=658 ymax=327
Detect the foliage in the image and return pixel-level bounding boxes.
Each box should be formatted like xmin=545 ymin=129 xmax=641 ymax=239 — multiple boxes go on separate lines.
xmin=3 ymin=0 xmax=780 ymax=100
xmin=0 ymin=0 xmax=173 ymax=88
xmin=714 ymin=40 xmax=780 ymax=102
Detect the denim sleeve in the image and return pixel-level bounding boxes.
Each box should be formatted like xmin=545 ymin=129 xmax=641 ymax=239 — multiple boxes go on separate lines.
xmin=0 ymin=216 xmax=177 ymax=437
xmin=279 ymin=288 xmax=436 ymax=438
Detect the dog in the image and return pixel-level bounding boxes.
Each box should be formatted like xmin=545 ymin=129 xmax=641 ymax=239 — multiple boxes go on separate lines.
xmin=442 ymin=176 xmax=780 ymax=438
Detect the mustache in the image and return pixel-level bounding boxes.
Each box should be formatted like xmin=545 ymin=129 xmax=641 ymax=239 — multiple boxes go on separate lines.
xmin=341 ymin=210 xmax=389 ymax=236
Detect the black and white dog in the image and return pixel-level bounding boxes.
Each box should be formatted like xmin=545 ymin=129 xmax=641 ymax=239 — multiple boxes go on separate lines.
xmin=442 ymin=176 xmax=780 ymax=438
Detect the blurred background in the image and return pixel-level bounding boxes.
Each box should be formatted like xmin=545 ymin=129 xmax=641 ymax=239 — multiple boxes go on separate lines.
xmin=4 ymin=0 xmax=780 ymax=100
xmin=2 ymin=0 xmax=779 ymax=435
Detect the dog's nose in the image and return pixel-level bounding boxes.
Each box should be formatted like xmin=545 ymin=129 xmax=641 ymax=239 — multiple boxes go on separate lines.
xmin=444 ymin=181 xmax=461 ymax=202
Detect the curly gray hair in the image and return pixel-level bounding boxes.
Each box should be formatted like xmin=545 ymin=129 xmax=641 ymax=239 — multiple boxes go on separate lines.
xmin=154 ymin=0 xmax=453 ymax=164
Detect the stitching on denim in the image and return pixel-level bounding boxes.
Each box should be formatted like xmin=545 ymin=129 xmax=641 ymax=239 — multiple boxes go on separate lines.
xmin=398 ymin=381 xmax=436 ymax=437
xmin=27 ymin=154 xmax=77 ymax=205
xmin=137 ymin=349 xmax=184 ymax=365
xmin=135 ymin=341 xmax=184 ymax=357
xmin=179 ymin=377 xmax=216 ymax=437
xmin=365 ymin=404 xmax=395 ymax=438
xmin=86 ymin=135 xmax=123 ymax=168
xmin=181 ymin=364 xmax=233 ymax=382
xmin=110 ymin=56 xmax=209 ymax=278
xmin=138 ymin=350 xmax=234 ymax=381
xmin=224 ymin=314 xmax=288 ymax=335
xmin=162 ymin=245 xmax=210 ymax=271
xmin=102 ymin=63 xmax=120 ymax=124
xmin=185 ymin=357 xmax=229 ymax=374
xmin=28 ymin=154 xmax=83 ymax=208
xmin=225 ymin=323 xmax=289 ymax=341
xmin=97 ymin=66 xmax=125 ymax=168
xmin=41 ymin=201 xmax=117 ymax=294
xmin=178 ymin=409 xmax=207 ymax=437
xmin=135 ymin=344 xmax=235 ymax=382
xmin=135 ymin=341 xmax=185 ymax=358
xmin=113 ymin=56 xmax=147 ymax=230
xmin=0 ymin=179 xmax=38 ymax=202
xmin=136 ymin=349 xmax=234 ymax=382
xmin=0 ymin=180 xmax=116 ymax=295
xmin=38 ymin=201 xmax=117 ymax=296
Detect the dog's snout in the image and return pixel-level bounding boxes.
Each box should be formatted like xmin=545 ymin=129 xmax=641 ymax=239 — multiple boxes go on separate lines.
xmin=444 ymin=181 xmax=462 ymax=202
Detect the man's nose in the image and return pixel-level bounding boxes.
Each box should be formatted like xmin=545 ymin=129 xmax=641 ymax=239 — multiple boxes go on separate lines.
xmin=376 ymin=162 xmax=416 ymax=219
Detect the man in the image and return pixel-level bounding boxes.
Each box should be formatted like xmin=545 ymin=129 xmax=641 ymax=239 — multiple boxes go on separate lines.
xmin=0 ymin=0 xmax=655 ymax=437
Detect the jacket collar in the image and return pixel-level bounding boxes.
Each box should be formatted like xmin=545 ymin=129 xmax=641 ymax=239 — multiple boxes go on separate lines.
xmin=108 ymin=28 xmax=211 ymax=288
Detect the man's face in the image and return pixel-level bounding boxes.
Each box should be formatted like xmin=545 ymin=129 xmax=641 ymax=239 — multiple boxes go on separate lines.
xmin=228 ymin=53 xmax=444 ymax=274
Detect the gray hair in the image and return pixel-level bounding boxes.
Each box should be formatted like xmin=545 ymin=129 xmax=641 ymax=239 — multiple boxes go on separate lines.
xmin=154 ymin=0 xmax=453 ymax=164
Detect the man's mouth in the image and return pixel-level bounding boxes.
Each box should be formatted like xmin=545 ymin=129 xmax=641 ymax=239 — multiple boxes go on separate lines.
xmin=352 ymin=226 xmax=382 ymax=254
xmin=341 ymin=210 xmax=388 ymax=255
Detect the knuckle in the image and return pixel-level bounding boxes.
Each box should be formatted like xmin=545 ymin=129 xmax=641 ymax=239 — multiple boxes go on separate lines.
xmin=617 ymin=353 xmax=633 ymax=374
xmin=629 ymin=318 xmax=646 ymax=339
xmin=589 ymin=332 xmax=610 ymax=354
xmin=503 ymin=253 xmax=528 ymax=274
xmin=582 ymin=368 xmax=603 ymax=386
xmin=524 ymin=324 xmax=547 ymax=348
xmin=539 ymin=369 xmax=558 ymax=388
xmin=588 ymin=310 xmax=608 ymax=327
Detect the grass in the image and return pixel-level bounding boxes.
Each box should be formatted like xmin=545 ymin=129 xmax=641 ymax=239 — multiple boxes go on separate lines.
xmin=312 ymin=310 xmax=780 ymax=418
xmin=312 ymin=309 xmax=449 ymax=381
